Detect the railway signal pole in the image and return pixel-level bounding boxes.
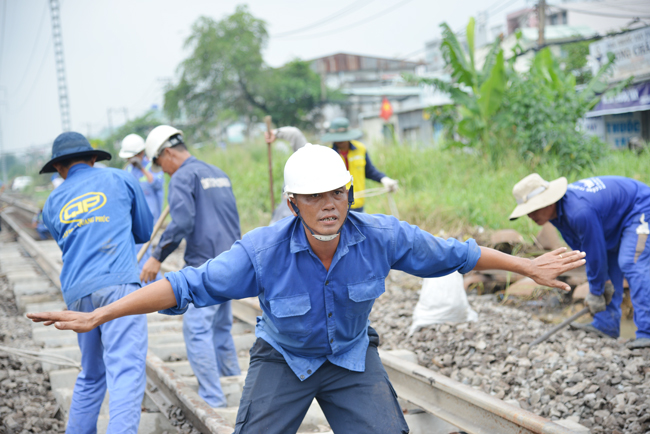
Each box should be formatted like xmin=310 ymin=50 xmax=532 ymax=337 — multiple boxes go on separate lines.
xmin=49 ymin=0 xmax=71 ymax=132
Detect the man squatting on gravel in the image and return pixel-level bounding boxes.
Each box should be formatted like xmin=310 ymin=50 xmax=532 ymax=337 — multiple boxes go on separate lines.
xmin=510 ymin=174 xmax=650 ymax=349
xmin=29 ymin=144 xmax=586 ymax=434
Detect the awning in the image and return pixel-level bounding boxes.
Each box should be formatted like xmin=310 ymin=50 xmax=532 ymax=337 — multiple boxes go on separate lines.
xmin=586 ymin=81 xmax=650 ymax=118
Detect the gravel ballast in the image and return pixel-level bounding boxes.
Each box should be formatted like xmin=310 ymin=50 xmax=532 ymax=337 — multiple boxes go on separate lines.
xmin=371 ymin=271 xmax=650 ymax=434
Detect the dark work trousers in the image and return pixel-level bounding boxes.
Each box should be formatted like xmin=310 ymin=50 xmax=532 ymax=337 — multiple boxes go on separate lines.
xmin=233 ymin=327 xmax=409 ymax=434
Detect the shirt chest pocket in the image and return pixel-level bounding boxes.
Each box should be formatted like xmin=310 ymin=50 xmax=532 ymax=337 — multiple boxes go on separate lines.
xmin=268 ymin=293 xmax=313 ymax=337
xmin=345 ymin=278 xmax=385 ymax=319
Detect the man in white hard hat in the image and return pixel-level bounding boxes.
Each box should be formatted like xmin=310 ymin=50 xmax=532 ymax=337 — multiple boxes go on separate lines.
xmin=119 ymin=133 xmax=164 ymax=279
xmin=266 ymin=118 xmax=398 ymax=212
xmin=139 ymin=125 xmax=242 ymax=408
xmin=509 ymin=174 xmax=650 ymax=349
xmin=28 ymin=144 xmax=585 ymax=433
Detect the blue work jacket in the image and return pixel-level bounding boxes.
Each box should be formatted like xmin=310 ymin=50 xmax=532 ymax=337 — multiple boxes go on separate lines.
xmin=43 ymin=164 xmax=153 ymax=305
xmin=152 ymin=156 xmax=240 ymax=267
xmin=163 ymin=212 xmax=481 ymax=381
xmin=551 ymin=176 xmax=650 ymax=296
xmin=125 ymin=156 xmax=164 ymax=222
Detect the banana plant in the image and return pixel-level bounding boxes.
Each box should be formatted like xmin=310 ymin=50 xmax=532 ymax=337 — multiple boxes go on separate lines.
xmin=409 ymin=17 xmax=507 ymax=152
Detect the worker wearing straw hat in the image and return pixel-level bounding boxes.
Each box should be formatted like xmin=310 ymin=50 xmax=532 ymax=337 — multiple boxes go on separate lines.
xmin=510 ymin=174 xmax=650 ymax=349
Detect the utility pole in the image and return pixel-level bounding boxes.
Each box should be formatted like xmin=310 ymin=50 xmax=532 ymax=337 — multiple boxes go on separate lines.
xmin=537 ymin=0 xmax=546 ymax=48
xmin=49 ymin=0 xmax=71 ymax=131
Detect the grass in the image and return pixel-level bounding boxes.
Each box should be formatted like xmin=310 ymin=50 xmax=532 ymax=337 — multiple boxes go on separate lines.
xmin=21 ymin=141 xmax=650 ymax=240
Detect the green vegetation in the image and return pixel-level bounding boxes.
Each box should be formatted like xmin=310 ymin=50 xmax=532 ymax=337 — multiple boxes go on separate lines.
xmin=411 ymin=19 xmax=631 ymax=173
xmin=192 ymin=141 xmax=650 ymax=239
xmin=164 ymin=6 xmax=336 ymax=142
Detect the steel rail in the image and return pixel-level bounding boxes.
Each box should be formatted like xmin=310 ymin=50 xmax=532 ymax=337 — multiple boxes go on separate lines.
xmin=2 ymin=196 xmax=585 ymax=434
xmin=0 ymin=206 xmax=233 ymax=434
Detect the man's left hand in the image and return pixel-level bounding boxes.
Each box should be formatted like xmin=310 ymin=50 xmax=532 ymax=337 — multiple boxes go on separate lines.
xmin=140 ymin=256 xmax=162 ymax=284
xmin=527 ymin=248 xmax=586 ymax=291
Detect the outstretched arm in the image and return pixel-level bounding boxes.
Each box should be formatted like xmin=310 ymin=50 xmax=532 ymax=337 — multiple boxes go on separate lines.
xmin=26 ymin=279 xmax=177 ymax=333
xmin=474 ymin=246 xmax=585 ymax=291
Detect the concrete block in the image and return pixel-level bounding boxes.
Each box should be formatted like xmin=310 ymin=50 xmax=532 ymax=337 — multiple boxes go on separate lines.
xmin=165 ymin=356 xmax=250 ymax=377
xmin=6 ymin=270 xmax=43 ymax=282
xmin=32 ymin=328 xmax=77 ymax=348
xmin=49 ymin=369 xmax=79 ymax=390
xmin=555 ymin=418 xmax=590 ymax=433
xmin=96 ymin=411 xmax=175 ymax=434
xmin=24 ymin=301 xmax=67 ymax=313
xmin=385 ymin=349 xmax=418 ymax=364
xmin=12 ymin=280 xmax=57 ymax=296
xmin=147 ymin=320 xmax=183 ymax=334
xmin=148 ymin=332 xmax=185 ymax=346
xmin=146 ymin=312 xmax=182 ymax=323
xmin=40 ymin=346 xmax=81 ymax=372
xmin=149 ymin=334 xmax=255 ymax=361
xmin=183 ymin=375 xmax=246 ymax=408
xmin=15 ymin=293 xmax=63 ymax=313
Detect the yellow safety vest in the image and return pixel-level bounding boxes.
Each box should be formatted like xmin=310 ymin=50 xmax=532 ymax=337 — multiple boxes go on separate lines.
xmin=336 ymin=140 xmax=367 ymax=209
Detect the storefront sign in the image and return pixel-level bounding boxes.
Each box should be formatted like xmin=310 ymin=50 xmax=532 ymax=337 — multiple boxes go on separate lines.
xmin=589 ymin=27 xmax=650 ymax=83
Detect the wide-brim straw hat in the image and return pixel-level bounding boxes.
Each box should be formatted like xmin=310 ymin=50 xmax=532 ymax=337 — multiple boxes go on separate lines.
xmin=40 ymin=132 xmax=111 ymax=174
xmin=509 ymin=174 xmax=568 ymax=220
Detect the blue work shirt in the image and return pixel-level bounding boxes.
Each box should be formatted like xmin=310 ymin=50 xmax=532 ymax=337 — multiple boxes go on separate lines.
xmin=163 ymin=212 xmax=481 ymax=381
xmin=125 ymin=156 xmax=164 ymax=222
xmin=551 ymin=176 xmax=650 ymax=296
xmin=43 ymin=164 xmax=153 ymax=305
xmin=152 ymin=156 xmax=241 ymax=267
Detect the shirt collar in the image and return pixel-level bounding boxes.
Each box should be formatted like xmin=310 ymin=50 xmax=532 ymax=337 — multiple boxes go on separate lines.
xmin=289 ymin=216 xmax=366 ymax=255
xmin=67 ymin=163 xmax=93 ymax=177
xmin=179 ymin=156 xmax=196 ymax=169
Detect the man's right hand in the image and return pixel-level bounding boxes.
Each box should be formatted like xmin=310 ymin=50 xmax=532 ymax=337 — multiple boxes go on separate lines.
xmin=585 ymin=281 xmax=615 ymax=315
xmin=141 ymin=256 xmax=162 ymax=284
xmin=265 ymin=130 xmax=277 ymax=144
xmin=27 ymin=310 xmax=98 ymax=333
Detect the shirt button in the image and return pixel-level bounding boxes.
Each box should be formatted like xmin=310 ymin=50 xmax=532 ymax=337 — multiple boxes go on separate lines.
xmin=307 ymin=370 xmax=312 ymax=374
xmin=330 ymin=338 xmax=333 ymax=343
xmin=300 ymin=375 xmax=305 ymax=380
xmin=328 ymin=312 xmax=332 ymax=318
xmin=325 ymin=280 xmax=329 ymax=285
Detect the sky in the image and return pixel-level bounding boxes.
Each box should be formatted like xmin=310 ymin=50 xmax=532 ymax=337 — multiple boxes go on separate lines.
xmin=0 ymin=0 xmax=533 ymax=155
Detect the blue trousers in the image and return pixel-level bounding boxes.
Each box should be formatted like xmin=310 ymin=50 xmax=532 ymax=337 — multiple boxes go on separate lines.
xmin=594 ymin=222 xmax=650 ymax=339
xmin=183 ymin=302 xmax=241 ymax=407
xmin=67 ymin=283 xmax=147 ymax=434
xmin=233 ymin=327 xmax=409 ymax=434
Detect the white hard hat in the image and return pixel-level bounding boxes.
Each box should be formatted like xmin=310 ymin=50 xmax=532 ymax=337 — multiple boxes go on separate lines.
xmin=145 ymin=125 xmax=183 ymax=161
xmin=119 ymin=134 xmax=146 ymax=159
xmin=284 ymin=144 xmax=352 ymax=195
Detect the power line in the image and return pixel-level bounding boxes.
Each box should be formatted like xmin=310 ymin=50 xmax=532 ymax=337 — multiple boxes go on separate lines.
xmin=272 ymin=0 xmax=376 ymax=38
xmin=284 ymin=0 xmax=418 ymax=40
xmin=10 ymin=1 xmax=49 ymax=98
xmin=490 ymin=0 xmax=523 ymax=17
xmin=13 ymin=41 xmax=51 ymax=115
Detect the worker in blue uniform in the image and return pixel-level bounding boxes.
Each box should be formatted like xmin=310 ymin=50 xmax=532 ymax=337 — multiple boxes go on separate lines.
xmin=38 ymin=132 xmax=153 ymax=434
xmin=139 ymin=125 xmax=241 ymax=408
xmin=28 ymin=144 xmax=586 ymax=434
xmin=509 ymin=174 xmax=650 ymax=349
xmin=119 ymin=133 xmax=164 ymax=280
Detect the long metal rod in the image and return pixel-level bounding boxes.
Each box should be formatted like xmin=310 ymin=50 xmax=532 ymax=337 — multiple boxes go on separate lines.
xmin=529 ymin=307 xmax=589 ymax=348
xmin=137 ymin=206 xmax=170 ymax=262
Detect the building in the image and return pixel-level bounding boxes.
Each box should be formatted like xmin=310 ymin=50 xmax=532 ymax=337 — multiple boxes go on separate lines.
xmin=584 ymin=26 xmax=650 ymax=148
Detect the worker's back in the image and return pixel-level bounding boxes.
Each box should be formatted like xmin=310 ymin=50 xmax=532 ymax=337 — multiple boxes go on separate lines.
xmin=43 ymin=164 xmax=153 ymax=304
xmin=167 ymin=156 xmax=240 ymax=267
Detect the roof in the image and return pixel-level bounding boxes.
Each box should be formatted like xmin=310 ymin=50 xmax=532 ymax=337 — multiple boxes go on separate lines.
xmin=519 ymin=25 xmax=598 ymax=42
xmin=310 ymin=52 xmax=422 ymax=74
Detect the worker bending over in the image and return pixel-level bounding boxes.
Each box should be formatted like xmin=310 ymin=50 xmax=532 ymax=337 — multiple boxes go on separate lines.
xmin=139 ymin=125 xmax=241 ymax=408
xmin=510 ymin=174 xmax=650 ymax=349
xmin=267 ymin=117 xmax=398 ymax=212
xmin=119 ymin=133 xmax=164 ymax=279
xmin=39 ymin=132 xmax=153 ymax=433
xmin=29 ymin=145 xmax=585 ymax=434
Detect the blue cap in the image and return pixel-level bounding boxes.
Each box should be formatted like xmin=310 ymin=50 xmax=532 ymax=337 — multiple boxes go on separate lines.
xmin=40 ymin=132 xmax=112 ymax=174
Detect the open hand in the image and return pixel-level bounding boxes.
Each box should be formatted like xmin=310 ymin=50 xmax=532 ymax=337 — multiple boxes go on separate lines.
xmin=26 ymin=310 xmax=97 ymax=333
xmin=527 ymin=247 xmax=586 ymax=291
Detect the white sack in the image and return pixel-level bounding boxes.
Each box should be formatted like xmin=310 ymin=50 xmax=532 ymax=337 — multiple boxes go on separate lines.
xmin=408 ymin=271 xmax=478 ymax=335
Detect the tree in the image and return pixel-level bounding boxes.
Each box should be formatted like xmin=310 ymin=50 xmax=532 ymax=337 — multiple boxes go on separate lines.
xmin=562 ymin=40 xmax=593 ymax=85
xmin=164 ymin=6 xmax=329 ymax=141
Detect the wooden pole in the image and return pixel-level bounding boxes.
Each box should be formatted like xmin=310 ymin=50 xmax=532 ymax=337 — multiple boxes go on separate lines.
xmin=137 ymin=206 xmax=170 ymax=262
xmin=264 ymin=115 xmax=275 ymax=210
xmin=537 ymin=0 xmax=546 ymax=48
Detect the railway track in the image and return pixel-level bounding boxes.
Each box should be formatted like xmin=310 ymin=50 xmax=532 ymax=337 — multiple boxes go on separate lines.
xmin=0 ymin=193 xmax=588 ymax=434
